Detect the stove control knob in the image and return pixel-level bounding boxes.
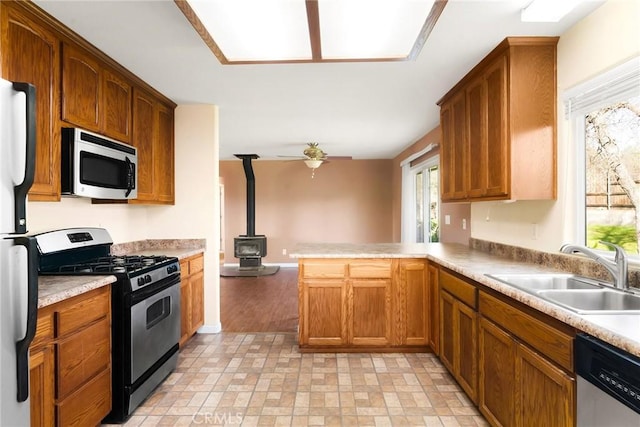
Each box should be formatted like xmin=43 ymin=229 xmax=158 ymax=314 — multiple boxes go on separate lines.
xmin=145 ymin=274 xmax=152 ymax=283
xmin=137 ymin=277 xmax=145 ymax=286
xmin=167 ymin=265 xmax=178 ymax=274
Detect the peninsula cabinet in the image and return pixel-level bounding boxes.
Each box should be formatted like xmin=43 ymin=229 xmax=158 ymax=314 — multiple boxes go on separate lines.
xmin=180 ymin=253 xmax=205 ymax=347
xmin=298 ymin=258 xmax=433 ymax=351
xmin=30 ymin=285 xmax=112 ymax=427
xmin=130 ymin=88 xmax=175 ymax=205
xmin=438 ymin=37 xmax=558 ymax=202
xmin=439 ymin=268 xmax=478 ymax=403
xmin=1 ymin=4 xmax=61 ymax=201
xmin=61 ymin=43 xmax=132 ymax=142
xmin=478 ymin=291 xmax=575 ymax=427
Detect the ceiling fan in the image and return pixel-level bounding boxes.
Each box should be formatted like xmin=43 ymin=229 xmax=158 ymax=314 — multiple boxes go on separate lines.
xmin=278 ymin=143 xmax=352 ymax=177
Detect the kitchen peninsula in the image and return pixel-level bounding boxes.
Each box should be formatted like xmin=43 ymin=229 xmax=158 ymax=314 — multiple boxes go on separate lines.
xmin=291 ymin=242 xmax=640 ymax=356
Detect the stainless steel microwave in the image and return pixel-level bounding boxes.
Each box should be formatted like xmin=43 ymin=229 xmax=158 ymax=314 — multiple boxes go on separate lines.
xmin=61 ymin=128 xmax=137 ymax=200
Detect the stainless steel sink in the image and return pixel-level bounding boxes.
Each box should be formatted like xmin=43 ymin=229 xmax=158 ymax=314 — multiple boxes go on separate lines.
xmin=536 ymin=289 xmax=640 ymax=314
xmin=486 ymin=273 xmax=604 ymax=291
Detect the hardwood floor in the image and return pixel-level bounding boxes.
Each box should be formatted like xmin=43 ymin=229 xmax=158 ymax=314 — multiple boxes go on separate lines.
xmin=220 ymin=267 xmax=299 ymax=333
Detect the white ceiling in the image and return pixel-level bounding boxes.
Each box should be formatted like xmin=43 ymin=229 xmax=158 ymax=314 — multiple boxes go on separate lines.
xmin=35 ymin=0 xmax=604 ymax=160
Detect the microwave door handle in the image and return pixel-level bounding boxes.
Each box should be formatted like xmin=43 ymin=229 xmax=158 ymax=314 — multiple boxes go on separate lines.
xmin=13 ymin=237 xmax=39 ymax=402
xmin=125 ymin=156 xmax=134 ymax=197
xmin=11 ymin=82 xmax=36 ymax=234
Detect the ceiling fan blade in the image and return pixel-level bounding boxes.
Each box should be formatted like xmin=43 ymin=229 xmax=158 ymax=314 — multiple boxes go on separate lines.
xmin=326 ymin=156 xmax=352 ymax=160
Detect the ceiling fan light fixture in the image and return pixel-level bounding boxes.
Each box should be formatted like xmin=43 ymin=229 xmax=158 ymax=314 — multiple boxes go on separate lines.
xmin=304 ymin=159 xmax=323 ymax=169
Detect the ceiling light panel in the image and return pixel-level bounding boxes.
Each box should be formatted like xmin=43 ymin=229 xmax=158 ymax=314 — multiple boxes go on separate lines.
xmin=318 ymin=0 xmax=435 ymax=59
xmin=187 ymin=0 xmax=312 ymax=61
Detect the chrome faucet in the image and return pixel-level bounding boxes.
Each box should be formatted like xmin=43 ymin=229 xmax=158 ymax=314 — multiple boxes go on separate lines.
xmin=560 ymin=241 xmax=628 ymax=290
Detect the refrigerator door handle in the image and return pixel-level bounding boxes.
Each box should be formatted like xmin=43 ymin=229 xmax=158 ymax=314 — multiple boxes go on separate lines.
xmin=13 ymin=236 xmax=38 ymax=402
xmin=11 ymin=82 xmax=36 ymax=235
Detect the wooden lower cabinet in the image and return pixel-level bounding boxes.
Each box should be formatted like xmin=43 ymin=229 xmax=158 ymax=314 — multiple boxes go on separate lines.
xmin=298 ymin=258 xmax=431 ymax=350
xmin=478 ymin=290 xmax=575 ymax=427
xmin=30 ymin=285 xmax=112 ymax=426
xmin=179 ymin=253 xmax=205 ymax=346
xmin=427 ymin=263 xmax=439 ymax=355
xmin=439 ymin=269 xmax=478 ymax=403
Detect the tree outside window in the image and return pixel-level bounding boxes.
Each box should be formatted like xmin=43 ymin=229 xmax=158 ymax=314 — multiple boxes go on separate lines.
xmin=584 ymin=95 xmax=640 ymax=254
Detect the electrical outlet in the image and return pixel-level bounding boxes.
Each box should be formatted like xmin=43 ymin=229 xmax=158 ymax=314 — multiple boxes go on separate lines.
xmin=445 ymin=215 xmax=451 ymax=225
xmin=532 ymin=223 xmax=538 ymax=240
xmin=282 ymin=248 xmax=287 ymax=256
xmin=462 ymin=219 xmax=467 ymax=230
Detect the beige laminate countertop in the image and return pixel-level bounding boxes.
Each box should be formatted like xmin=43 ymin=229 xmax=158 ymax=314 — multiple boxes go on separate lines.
xmin=291 ymin=242 xmax=640 ymax=357
xmin=122 ymin=248 xmax=204 ymax=260
xmin=38 ymin=275 xmax=116 ymax=308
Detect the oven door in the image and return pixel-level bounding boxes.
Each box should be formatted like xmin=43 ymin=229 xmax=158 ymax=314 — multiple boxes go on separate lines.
xmin=130 ymin=278 xmax=180 ymax=383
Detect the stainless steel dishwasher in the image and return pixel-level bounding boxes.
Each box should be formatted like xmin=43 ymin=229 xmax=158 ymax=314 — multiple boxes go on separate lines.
xmin=575 ymin=334 xmax=640 ymax=426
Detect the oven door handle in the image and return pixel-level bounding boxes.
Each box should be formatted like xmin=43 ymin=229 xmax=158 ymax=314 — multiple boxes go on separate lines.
xmin=125 ymin=156 xmax=135 ymax=197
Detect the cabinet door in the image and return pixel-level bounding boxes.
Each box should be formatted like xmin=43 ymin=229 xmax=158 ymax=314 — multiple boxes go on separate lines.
xmin=102 ymin=68 xmax=132 ymax=142
xmin=29 ymin=346 xmax=54 ymax=427
xmin=180 ymin=270 xmax=192 ymax=347
xmin=399 ymin=260 xmax=428 ymax=346
xmin=302 ymin=280 xmax=347 ymax=346
xmin=466 ymin=75 xmax=487 ymax=198
xmin=190 ymin=270 xmax=204 ymax=336
xmin=439 ymin=93 xmax=467 ymax=201
xmin=479 ymin=317 xmax=515 ymax=427
xmin=350 ymin=279 xmax=391 ymax=346
xmin=132 ymin=88 xmax=156 ymax=202
xmin=62 ymin=43 xmax=101 ymax=131
xmin=439 ymin=291 xmax=455 ymax=373
xmin=427 ymin=264 xmax=439 ymax=354
xmin=516 ymin=344 xmax=575 ymax=427
xmin=1 ymin=6 xmax=61 ymax=200
xmin=451 ymin=92 xmax=467 ymax=200
xmin=457 ymin=301 xmax=478 ymax=403
xmin=155 ymin=102 xmax=175 ymax=204
xmin=484 ymin=56 xmax=509 ymax=198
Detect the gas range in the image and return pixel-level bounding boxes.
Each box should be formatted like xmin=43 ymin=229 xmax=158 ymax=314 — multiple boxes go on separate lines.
xmin=35 ymin=228 xmax=179 ymax=293
xmin=34 ymin=228 xmax=181 ymax=423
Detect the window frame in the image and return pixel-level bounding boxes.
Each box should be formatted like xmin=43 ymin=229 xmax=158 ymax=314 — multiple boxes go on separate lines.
xmin=401 ymin=145 xmax=439 ymax=243
xmin=563 ymin=56 xmax=640 ymax=259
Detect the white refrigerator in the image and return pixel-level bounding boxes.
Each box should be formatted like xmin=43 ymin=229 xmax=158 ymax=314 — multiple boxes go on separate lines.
xmin=0 ymin=77 xmax=38 ymax=425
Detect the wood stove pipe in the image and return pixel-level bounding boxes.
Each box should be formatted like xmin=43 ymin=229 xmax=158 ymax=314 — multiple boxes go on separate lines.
xmin=234 ymin=154 xmax=259 ymax=237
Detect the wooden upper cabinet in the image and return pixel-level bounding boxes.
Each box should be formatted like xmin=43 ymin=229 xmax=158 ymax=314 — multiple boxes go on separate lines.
xmin=438 ymin=37 xmax=558 ymax=202
xmin=131 ymin=88 xmax=175 ymax=205
xmin=1 ymin=5 xmax=61 ymax=201
xmin=132 ymin=88 xmax=156 ymax=202
xmin=102 ymin=68 xmax=132 ymax=142
xmin=62 ymin=43 xmax=132 ymax=142
xmin=62 ymin=43 xmax=101 ymax=131
xmin=155 ymin=102 xmax=175 ymax=203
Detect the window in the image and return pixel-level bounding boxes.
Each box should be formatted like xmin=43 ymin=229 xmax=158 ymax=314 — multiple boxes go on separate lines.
xmin=401 ymin=146 xmax=439 ymax=243
xmin=565 ymin=56 xmax=640 ymax=256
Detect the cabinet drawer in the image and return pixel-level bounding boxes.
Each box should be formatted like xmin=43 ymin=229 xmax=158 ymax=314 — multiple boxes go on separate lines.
xmin=479 ymin=291 xmax=574 ymax=372
xmin=32 ymin=311 xmax=54 ymax=349
xmin=189 ymin=255 xmax=204 ymax=274
xmin=302 ymin=260 xmax=347 ymax=279
xmin=55 ymin=286 xmax=109 ymax=337
xmin=57 ymin=316 xmax=111 ymax=398
xmin=439 ymin=269 xmax=477 ymax=308
xmin=350 ymin=260 xmax=392 ymax=278
xmin=57 ymin=368 xmax=111 ymax=427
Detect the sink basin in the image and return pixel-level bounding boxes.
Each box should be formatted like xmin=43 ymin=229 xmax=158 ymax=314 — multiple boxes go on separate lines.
xmin=536 ymin=289 xmax=640 ymax=314
xmin=486 ymin=273 xmax=604 ymax=291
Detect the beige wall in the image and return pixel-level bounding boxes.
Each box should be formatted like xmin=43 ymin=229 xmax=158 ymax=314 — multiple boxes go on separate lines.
xmin=470 ymin=0 xmax=640 ymax=251
xmin=220 ymin=159 xmax=393 ymax=264
xmin=28 ymin=104 xmax=222 ymax=332
xmin=391 ymin=127 xmax=471 ymax=244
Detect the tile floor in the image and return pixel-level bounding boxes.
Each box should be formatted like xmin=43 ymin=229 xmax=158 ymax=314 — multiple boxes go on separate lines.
xmin=113 ymin=332 xmax=488 ymax=426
